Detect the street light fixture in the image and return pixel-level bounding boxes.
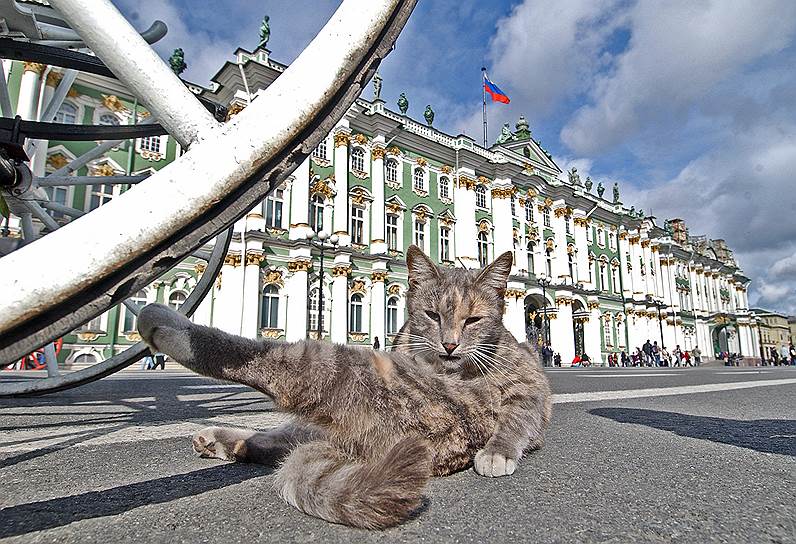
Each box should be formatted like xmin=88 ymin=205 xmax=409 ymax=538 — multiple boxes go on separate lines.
xmin=647 ymin=294 xmax=665 ymax=348
xmin=306 ymin=229 xmax=339 ymax=339
xmin=538 ymin=274 xmax=552 ymax=348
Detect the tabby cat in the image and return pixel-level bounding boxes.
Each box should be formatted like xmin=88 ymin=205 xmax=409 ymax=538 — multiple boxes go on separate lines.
xmin=137 ymin=245 xmax=552 ymax=529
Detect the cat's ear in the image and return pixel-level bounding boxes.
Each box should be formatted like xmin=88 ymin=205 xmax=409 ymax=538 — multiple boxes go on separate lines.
xmin=476 ymin=251 xmax=513 ymax=295
xmin=406 ymin=245 xmax=439 ymax=287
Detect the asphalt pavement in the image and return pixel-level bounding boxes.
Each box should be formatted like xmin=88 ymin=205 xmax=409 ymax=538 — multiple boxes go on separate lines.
xmin=1 ymin=366 xmax=794 ymax=543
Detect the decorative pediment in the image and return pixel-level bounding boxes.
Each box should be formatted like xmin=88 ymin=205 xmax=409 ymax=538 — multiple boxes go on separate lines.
xmin=438 ymin=209 xmax=456 ymax=225
xmin=385 ymin=195 xmax=407 ymax=215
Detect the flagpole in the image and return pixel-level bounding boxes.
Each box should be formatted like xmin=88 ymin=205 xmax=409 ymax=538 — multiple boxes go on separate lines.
xmin=481 ymin=67 xmax=487 ymax=147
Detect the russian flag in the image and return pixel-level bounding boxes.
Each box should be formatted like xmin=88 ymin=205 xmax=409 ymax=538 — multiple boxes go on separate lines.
xmin=484 ymin=73 xmax=510 ymax=104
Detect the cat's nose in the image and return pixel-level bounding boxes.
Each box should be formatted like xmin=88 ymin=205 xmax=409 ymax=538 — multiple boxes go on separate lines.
xmin=442 ymin=342 xmax=459 ymax=355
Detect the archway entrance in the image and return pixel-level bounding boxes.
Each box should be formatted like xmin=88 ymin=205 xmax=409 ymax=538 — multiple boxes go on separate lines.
xmin=572 ymin=300 xmax=587 ymax=356
xmin=712 ymin=323 xmax=737 ymax=355
xmin=524 ymin=294 xmax=547 ymax=346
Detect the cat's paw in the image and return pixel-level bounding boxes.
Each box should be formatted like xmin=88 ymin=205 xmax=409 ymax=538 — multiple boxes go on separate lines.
xmin=474 ymin=449 xmax=517 ymax=478
xmin=138 ymin=303 xmax=194 ymax=361
xmin=192 ymin=427 xmax=236 ymax=461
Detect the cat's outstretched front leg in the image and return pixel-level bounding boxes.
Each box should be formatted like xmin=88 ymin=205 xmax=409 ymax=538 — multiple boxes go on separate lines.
xmin=192 ymin=422 xmax=322 ymax=464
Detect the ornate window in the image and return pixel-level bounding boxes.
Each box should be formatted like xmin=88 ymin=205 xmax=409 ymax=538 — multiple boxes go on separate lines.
xmin=168 ymin=291 xmax=187 ymax=311
xmin=597 ymin=228 xmax=604 ymax=247
xmin=81 ymin=313 xmax=104 ymax=332
xmin=387 ymin=296 xmax=400 ymax=335
xmin=603 ymin=316 xmax=613 ymax=346
xmin=587 ymin=225 xmax=593 ymax=243
xmin=440 ymin=226 xmax=451 ymax=262
xmin=414 ymin=219 xmax=425 ymax=248
xmin=139 ymin=135 xmax=161 ymax=154
xmin=99 ymin=113 xmax=120 ymax=125
xmin=351 ymin=147 xmax=365 ymax=172
xmin=611 ymin=266 xmax=620 ymax=293
xmin=45 ymin=185 xmax=69 ymax=219
xmin=89 ymin=183 xmax=114 ymax=210
xmin=609 ymin=232 xmax=616 ymax=250
xmin=312 ymin=139 xmax=327 ymax=160
xmin=477 ymin=231 xmax=489 ymax=267
xmin=123 ymin=290 xmax=147 ymax=332
xmin=260 ymin=285 xmax=279 ymax=329
xmin=349 ymin=294 xmax=364 ymax=333
xmin=54 ymin=102 xmax=77 ymax=124
xmin=264 ymin=188 xmax=284 ymax=228
xmin=527 ymin=241 xmax=535 ymax=273
xmin=545 ymin=250 xmax=553 ymax=277
xmin=386 ymin=159 xmax=398 ymax=184
xmin=626 ymin=253 xmax=632 ymax=273
xmin=308 ymin=287 xmax=324 ymax=333
xmin=413 ymin=167 xmax=425 ymax=191
xmin=350 ymin=204 xmax=365 ymax=244
xmin=475 ymin=185 xmax=487 ymax=208
xmin=439 ymin=176 xmax=450 ymax=199
xmin=511 ymin=195 xmax=516 ymax=216
xmin=386 ymin=213 xmax=399 ymax=251
xmin=588 ymin=259 xmax=594 ymax=283
xmin=543 ymin=207 xmax=551 ymax=228
xmin=568 ymin=252 xmax=577 ymax=282
xmin=309 ymin=194 xmax=325 ymax=232
xmin=565 ymin=217 xmax=571 ymax=234
xmin=599 ymin=263 xmax=607 ymax=291
xmin=525 ymin=200 xmax=534 ymax=223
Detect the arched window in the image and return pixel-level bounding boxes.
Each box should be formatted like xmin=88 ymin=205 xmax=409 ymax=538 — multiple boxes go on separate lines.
xmin=439 ymin=176 xmax=449 ymax=199
xmin=123 ymin=290 xmax=147 ymax=332
xmin=527 ymin=241 xmax=535 ymax=273
xmin=309 ymin=194 xmax=325 ymax=232
xmin=74 ymin=352 xmax=98 ymax=365
xmin=265 ymin=188 xmax=284 ymax=228
xmin=349 ymin=294 xmax=363 ymax=333
xmin=525 ymin=199 xmax=534 ymax=223
xmin=611 ymin=266 xmax=620 ymax=293
xmin=413 ymin=168 xmax=424 ymax=191
xmin=568 ymin=252 xmax=577 ymax=282
xmin=385 ymin=159 xmax=398 ymax=184
xmin=477 ymin=231 xmax=489 ymax=267
xmin=543 ymin=207 xmax=551 ymax=228
xmin=308 ymin=287 xmax=324 ymax=333
xmin=545 ymin=245 xmax=553 ymax=277
xmin=603 ymin=316 xmax=613 ymax=347
xmin=312 ymin=139 xmax=327 ymax=160
xmin=386 ymin=297 xmax=399 ymax=334
xmin=589 ymin=259 xmax=594 ymax=283
xmin=168 ymin=291 xmax=187 ymax=311
xmin=260 ymin=285 xmax=279 ymax=329
xmin=351 ymin=147 xmax=365 ymax=172
xmin=475 ymin=185 xmax=487 ymax=208
xmin=414 ymin=218 xmax=426 ymax=248
xmin=54 ymin=102 xmax=77 ymax=124
xmin=599 ymin=263 xmax=607 ymax=291
xmin=350 ymin=204 xmax=365 ymax=244
xmin=99 ymin=113 xmax=119 ymax=125
xmin=386 ymin=212 xmax=399 ymax=250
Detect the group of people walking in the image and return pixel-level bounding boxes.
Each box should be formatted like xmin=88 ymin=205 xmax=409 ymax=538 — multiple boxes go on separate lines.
xmin=608 ymin=340 xmax=702 ymax=367
xmin=765 ymin=343 xmax=796 ymax=366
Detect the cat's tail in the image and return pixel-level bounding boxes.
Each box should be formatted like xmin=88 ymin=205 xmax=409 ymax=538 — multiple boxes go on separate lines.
xmin=275 ymin=436 xmax=431 ymax=529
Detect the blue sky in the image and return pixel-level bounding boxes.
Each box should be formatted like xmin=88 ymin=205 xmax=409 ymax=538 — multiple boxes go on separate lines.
xmin=115 ymin=0 xmax=796 ymax=315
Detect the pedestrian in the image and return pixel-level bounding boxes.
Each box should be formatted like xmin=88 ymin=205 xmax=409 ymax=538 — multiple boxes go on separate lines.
xmin=542 ymin=345 xmax=553 ymax=367
xmin=621 ymin=350 xmax=630 ymax=367
xmin=652 ymin=341 xmax=661 ymax=367
xmin=643 ymin=340 xmax=653 ymax=366
xmin=141 ymin=355 xmax=154 ymax=370
xmin=683 ymin=350 xmax=691 ymax=366
xmin=373 ymin=336 xmax=380 ymax=350
xmin=780 ymin=344 xmax=789 ymax=366
xmin=152 ymin=352 xmax=166 ymax=370
xmin=661 ymin=346 xmax=671 ymax=367
xmin=693 ymin=345 xmax=702 ymax=366
xmin=582 ymin=353 xmax=591 ymax=367
xmin=554 ymin=353 xmax=561 ymax=367
xmin=673 ymin=345 xmax=682 ymax=367
xmin=789 ymin=343 xmax=796 ymax=365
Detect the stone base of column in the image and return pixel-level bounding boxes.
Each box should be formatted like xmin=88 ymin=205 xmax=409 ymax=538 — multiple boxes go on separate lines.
xmin=370 ymin=240 xmax=388 ymax=255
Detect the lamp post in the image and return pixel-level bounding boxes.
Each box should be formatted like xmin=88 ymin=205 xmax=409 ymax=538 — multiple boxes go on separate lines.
xmin=648 ymin=294 xmax=665 ymax=347
xmin=306 ymin=229 xmax=339 ymax=338
xmin=538 ymin=274 xmax=551 ymax=348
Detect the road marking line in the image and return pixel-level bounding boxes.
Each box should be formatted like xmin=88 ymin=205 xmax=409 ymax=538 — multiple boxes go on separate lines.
xmin=581 ymin=373 xmax=675 ymax=378
xmin=554 ymin=377 xmax=796 ymax=404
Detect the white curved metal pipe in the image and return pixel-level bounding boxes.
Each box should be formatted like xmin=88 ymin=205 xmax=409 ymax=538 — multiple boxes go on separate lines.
xmin=48 ymin=0 xmax=218 ymax=147
xmin=0 ymin=0 xmax=403 ymax=336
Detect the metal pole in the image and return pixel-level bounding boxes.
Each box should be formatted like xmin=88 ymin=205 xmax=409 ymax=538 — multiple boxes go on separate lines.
xmin=481 ymin=67 xmax=487 ymax=148
xmin=317 ymin=242 xmax=324 ymax=338
xmin=657 ymin=301 xmax=664 ymax=347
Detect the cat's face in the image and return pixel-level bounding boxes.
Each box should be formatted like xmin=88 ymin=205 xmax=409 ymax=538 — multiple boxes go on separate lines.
xmin=404 ymin=245 xmax=513 ymax=373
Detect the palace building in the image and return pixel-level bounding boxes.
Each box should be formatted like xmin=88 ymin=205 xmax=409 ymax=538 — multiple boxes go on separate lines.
xmin=1 ymin=42 xmax=761 ymax=367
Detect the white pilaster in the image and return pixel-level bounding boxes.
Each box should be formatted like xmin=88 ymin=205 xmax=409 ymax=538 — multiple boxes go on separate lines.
xmin=285 ymin=248 xmax=311 ymax=341
xmin=454 ymin=170 xmax=478 ymax=268
xmin=551 ymin=202 xmax=569 ymax=283
xmin=585 ymin=297 xmax=602 ymax=364
xmin=370 ymin=262 xmax=388 ymax=346
xmin=491 ymin=180 xmax=514 ymax=259
xmin=330 ymin=255 xmax=351 ymax=344
xmin=370 ymin=142 xmax=387 ymax=254
xmin=17 ymin=62 xmax=43 ymax=121
xmin=332 ymin=126 xmax=351 ymax=246
xmin=551 ymin=292 xmax=575 ymax=365
xmin=574 ymin=213 xmax=590 ymax=289
xmin=241 ymin=250 xmax=264 ymax=339
xmin=289 ymin=158 xmax=311 ymax=240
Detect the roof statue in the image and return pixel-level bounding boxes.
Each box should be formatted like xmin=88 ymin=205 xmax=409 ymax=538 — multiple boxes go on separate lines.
xmin=168 ymin=48 xmax=187 ymax=76
xmin=584 ymin=176 xmax=593 ymax=192
xmin=568 ymin=167 xmax=582 ymax=186
xmin=397 ymin=92 xmax=409 ymax=115
xmin=514 ymin=115 xmax=531 ymax=140
xmin=258 ymin=15 xmax=270 ymax=49
xmin=664 ymin=219 xmax=673 ymax=236
xmin=612 ymin=181 xmax=620 ymax=203
xmin=629 ymin=205 xmax=636 ymax=216
xmin=597 ymin=181 xmax=605 ymax=198
xmin=373 ymin=71 xmax=382 ymax=100
xmin=424 ymin=104 xmax=434 ymax=126
xmin=495 ymin=123 xmax=513 ymax=145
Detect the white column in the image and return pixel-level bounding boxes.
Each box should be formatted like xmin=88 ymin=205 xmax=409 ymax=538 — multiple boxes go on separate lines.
xmin=618 ymin=233 xmax=632 ymax=298
xmin=215 ymin=252 xmax=243 ymax=334
xmin=330 ymin=256 xmax=351 ymax=344
xmin=551 ymin=292 xmax=575 ymax=365
xmin=574 ymin=214 xmax=590 ymax=289
xmin=585 ymin=298 xmax=602 ymax=364
xmin=491 ymin=181 xmax=514 ymax=258
xmin=289 ymin=158 xmax=311 ymax=240
xmin=517 ymin=197 xmax=528 ymax=274
xmin=503 ymin=286 xmax=525 ymax=342
xmin=641 ymin=241 xmax=654 ymax=297
xmin=454 ymin=170 xmax=478 ymax=268
xmin=370 ymin=143 xmax=387 ymax=254
xmin=551 ymin=203 xmax=569 ymax=282
xmin=332 ymin=127 xmax=351 ymax=246
xmin=241 ymin=250 xmax=263 ymax=339
xmin=17 ymin=62 xmax=44 ymax=120
xmin=31 ymin=70 xmax=58 ymax=177
xmin=370 ymin=263 xmax=387 ymax=346
xmin=629 ymin=237 xmax=644 ymax=301
xmin=192 ymin=263 xmax=214 ymax=327
xmin=285 ymin=253 xmax=311 ymax=341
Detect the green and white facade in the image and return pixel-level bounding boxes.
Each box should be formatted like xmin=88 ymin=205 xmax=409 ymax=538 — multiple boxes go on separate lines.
xmin=1 ymin=44 xmax=759 ymax=367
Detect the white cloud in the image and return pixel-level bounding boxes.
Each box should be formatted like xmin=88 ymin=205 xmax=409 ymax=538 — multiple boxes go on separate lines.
xmin=561 ymin=0 xmax=796 ymax=154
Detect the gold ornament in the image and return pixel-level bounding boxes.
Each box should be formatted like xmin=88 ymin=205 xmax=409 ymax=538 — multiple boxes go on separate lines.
xmin=23 ymin=62 xmax=45 ymax=74
xmin=416 ymin=157 xmax=428 ymax=167
xmin=354 ymin=133 xmax=369 ymax=145
xmin=334 ymin=132 xmax=351 ymax=147
xmin=440 ymin=165 xmax=452 ymax=174
xmin=331 ymin=264 xmax=352 ymax=277
xmin=371 ymin=146 xmax=386 ymax=160
xmin=223 ymin=254 xmax=242 ymax=267
xmin=263 ymin=269 xmax=284 ymax=287
xmin=102 ymin=94 xmax=127 ymax=113
xmin=387 ymin=284 xmax=401 ymax=296
xmin=371 ymin=271 xmax=389 ymax=283
xmin=491 ymin=186 xmax=516 ymax=199
xmin=287 ymin=259 xmax=312 ymax=272
xmin=246 ymin=252 xmax=266 ymax=267
xmin=46 ymin=153 xmax=69 ymax=170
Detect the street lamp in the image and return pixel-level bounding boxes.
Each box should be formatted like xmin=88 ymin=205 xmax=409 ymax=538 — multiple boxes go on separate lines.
xmin=647 ymin=294 xmax=665 ymax=348
xmin=538 ymin=274 xmax=551 ymax=348
xmin=306 ymin=229 xmax=339 ymax=338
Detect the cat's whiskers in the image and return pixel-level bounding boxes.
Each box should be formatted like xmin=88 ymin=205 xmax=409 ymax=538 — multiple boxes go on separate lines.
xmin=462 ymin=351 xmax=497 ymax=418
xmin=470 ymin=347 xmax=524 ymax=388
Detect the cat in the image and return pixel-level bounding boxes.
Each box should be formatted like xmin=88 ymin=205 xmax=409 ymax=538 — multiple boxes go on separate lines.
xmin=137 ymin=245 xmax=552 ymax=529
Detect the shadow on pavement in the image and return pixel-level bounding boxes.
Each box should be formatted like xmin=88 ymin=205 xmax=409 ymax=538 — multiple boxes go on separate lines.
xmin=589 ymin=408 xmax=796 ymax=457
xmin=0 ymin=463 xmax=271 ymax=538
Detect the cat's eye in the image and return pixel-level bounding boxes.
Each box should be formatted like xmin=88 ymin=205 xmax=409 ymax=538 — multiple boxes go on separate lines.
xmin=464 ymin=316 xmax=483 ymax=326
xmin=425 ymin=310 xmax=441 ymax=322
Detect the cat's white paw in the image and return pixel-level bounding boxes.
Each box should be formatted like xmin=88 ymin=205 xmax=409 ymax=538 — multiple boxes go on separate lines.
xmin=192 ymin=426 xmax=235 ymax=461
xmin=474 ymin=449 xmax=516 ymax=477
